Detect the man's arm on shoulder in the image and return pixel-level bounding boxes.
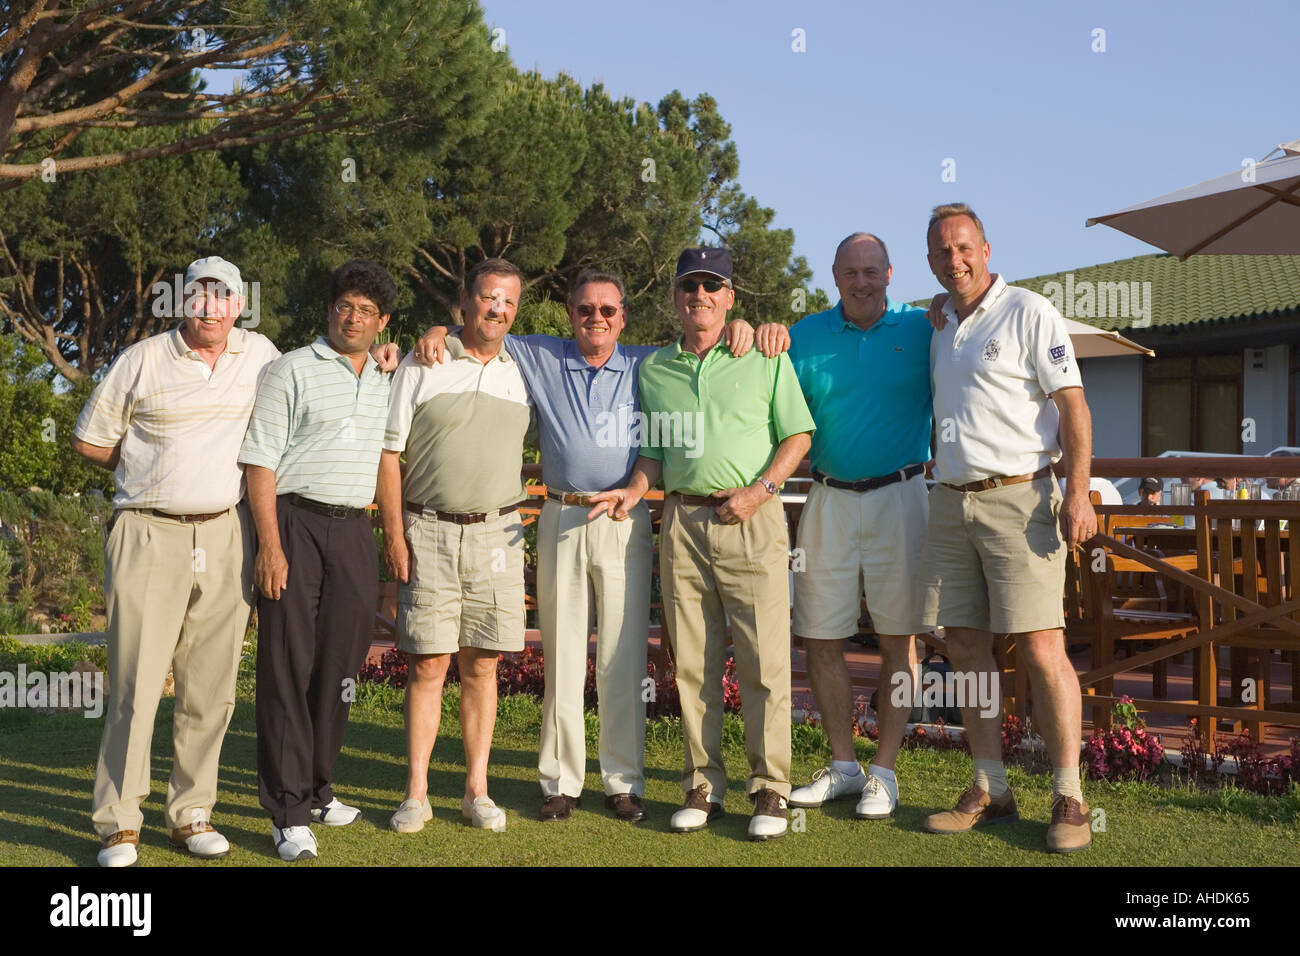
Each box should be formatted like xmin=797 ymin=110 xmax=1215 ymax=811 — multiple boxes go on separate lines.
xmin=1052 ymin=386 xmax=1097 ymax=548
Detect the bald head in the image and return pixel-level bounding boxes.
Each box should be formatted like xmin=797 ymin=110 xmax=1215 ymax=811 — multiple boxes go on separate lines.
xmin=833 ymin=232 xmax=890 ymax=270
xmin=831 ymin=232 xmax=892 ymax=329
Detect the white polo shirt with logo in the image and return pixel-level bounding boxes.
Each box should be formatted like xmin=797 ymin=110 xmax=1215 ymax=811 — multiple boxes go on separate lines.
xmin=75 ymin=325 xmax=281 ymax=513
xmin=930 ymin=274 xmax=1082 ymax=485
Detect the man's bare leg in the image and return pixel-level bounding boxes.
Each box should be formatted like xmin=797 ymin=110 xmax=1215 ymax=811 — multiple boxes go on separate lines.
xmin=458 ymin=646 xmax=499 ymax=800
xmin=942 ymin=626 xmax=1002 ymax=763
xmin=803 ymin=637 xmax=856 ymax=762
xmin=872 ymin=634 xmax=919 ymax=771
xmin=404 ymin=653 xmax=450 ymax=800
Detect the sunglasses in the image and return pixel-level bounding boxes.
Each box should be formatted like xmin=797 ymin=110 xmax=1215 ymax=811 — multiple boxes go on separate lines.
xmin=575 ymin=303 xmax=620 ymax=319
xmin=677 ymin=278 xmax=727 ymax=294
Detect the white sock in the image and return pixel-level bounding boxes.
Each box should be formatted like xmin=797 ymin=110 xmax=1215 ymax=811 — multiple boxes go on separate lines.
xmin=832 ymin=759 xmax=862 ymax=776
xmin=866 ymin=763 xmax=895 ymax=785
xmin=1052 ymin=767 xmax=1083 ymax=801
xmin=973 ymin=760 xmax=1008 ymax=797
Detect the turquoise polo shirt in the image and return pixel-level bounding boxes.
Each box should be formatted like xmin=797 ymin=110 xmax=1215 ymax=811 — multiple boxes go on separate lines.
xmin=788 ymin=299 xmax=933 ymax=481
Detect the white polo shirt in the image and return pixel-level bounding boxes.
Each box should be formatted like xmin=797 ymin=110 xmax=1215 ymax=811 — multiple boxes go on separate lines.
xmin=930 ymin=275 xmax=1082 ymax=485
xmin=74 ymin=326 xmax=281 ymax=513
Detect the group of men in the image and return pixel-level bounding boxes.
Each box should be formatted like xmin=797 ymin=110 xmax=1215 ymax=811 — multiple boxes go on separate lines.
xmin=76 ymin=199 xmax=1099 ymax=866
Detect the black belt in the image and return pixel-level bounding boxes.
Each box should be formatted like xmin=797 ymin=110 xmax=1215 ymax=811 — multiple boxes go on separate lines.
xmin=812 ymin=463 xmax=925 ymax=492
xmin=405 ymin=501 xmax=520 ymax=524
xmin=287 ymin=494 xmax=366 ymax=519
xmin=941 ymin=465 xmax=1052 ymax=493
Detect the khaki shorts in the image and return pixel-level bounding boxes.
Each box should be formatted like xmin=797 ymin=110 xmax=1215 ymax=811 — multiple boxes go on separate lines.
xmin=919 ymin=475 xmax=1066 ymax=634
xmin=397 ymin=508 xmax=526 ymax=655
xmin=792 ymin=474 xmax=928 ymax=638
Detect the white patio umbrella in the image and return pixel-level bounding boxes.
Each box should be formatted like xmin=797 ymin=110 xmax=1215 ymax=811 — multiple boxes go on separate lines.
xmin=1064 ymin=317 xmax=1153 ymax=359
xmin=1086 ymin=140 xmax=1300 ymax=257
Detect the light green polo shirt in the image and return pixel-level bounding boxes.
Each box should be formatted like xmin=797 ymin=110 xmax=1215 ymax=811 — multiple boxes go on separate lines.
xmin=238 ymin=337 xmax=390 ymax=508
xmin=637 ymin=338 xmax=815 ymax=494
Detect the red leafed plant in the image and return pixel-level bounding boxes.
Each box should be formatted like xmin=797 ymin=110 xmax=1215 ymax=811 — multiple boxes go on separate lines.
xmin=1082 ymin=696 xmax=1165 ymax=782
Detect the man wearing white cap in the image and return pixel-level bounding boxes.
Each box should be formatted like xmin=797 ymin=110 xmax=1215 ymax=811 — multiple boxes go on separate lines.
xmin=75 ymin=255 xmax=401 ymax=867
xmin=74 ymin=256 xmax=277 ymax=866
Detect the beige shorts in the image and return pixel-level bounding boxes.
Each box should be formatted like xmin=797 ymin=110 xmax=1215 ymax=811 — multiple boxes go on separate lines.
xmin=792 ymin=474 xmax=928 ymax=638
xmin=397 ymin=508 xmax=526 ymax=656
xmin=919 ymin=475 xmax=1066 ymax=634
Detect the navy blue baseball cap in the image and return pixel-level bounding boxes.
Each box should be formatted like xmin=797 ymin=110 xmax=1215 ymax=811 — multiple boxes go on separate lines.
xmin=675 ymin=247 xmax=733 ymax=281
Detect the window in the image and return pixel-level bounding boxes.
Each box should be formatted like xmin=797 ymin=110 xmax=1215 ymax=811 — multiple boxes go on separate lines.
xmin=1142 ymin=354 xmax=1242 ymax=455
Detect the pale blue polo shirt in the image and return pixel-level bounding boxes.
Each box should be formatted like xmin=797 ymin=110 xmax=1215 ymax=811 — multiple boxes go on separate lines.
xmin=504 ymin=335 xmax=656 ymax=493
xmin=788 ymin=299 xmax=933 ymax=481
xmin=238 ymin=337 xmax=390 ymax=508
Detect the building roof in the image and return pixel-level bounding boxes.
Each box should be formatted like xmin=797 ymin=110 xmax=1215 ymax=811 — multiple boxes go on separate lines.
xmin=1007 ymin=254 xmax=1300 ymax=333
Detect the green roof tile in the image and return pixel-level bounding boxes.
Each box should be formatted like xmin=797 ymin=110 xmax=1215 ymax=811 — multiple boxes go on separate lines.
xmin=910 ymin=254 xmax=1300 ymax=332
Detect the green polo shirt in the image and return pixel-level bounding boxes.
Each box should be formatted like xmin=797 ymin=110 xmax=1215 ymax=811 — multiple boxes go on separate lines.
xmin=637 ymin=339 xmax=815 ymax=494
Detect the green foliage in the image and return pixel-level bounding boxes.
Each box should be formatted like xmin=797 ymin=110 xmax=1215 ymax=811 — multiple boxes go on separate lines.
xmin=0 ymin=335 xmax=59 ymax=489
xmin=0 ymin=490 xmax=109 ymax=636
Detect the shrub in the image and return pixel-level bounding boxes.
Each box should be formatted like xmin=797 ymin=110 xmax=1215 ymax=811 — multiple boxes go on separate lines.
xmin=1082 ymin=696 xmax=1166 ymax=782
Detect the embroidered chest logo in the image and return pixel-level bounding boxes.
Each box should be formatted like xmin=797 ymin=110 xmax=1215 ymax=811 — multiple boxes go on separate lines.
xmin=982 ymin=338 xmax=1001 ymax=362
xmin=1049 ymin=344 xmax=1068 ymax=366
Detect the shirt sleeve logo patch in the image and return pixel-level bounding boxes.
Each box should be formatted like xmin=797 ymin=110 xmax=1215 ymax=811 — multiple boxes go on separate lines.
xmin=982 ymin=338 xmax=1001 ymax=362
xmin=1049 ymin=343 xmax=1068 ymax=365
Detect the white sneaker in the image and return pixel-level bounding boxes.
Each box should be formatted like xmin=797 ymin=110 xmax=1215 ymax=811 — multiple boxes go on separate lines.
xmin=854 ymin=772 xmax=899 ymax=819
xmin=97 ymin=831 xmax=138 ymax=868
xmin=272 ymin=824 xmax=318 ymax=862
xmin=311 ymin=797 xmax=361 ymax=826
xmin=462 ymin=795 xmax=506 ymax=832
xmin=390 ymin=796 xmax=433 ymax=833
xmin=789 ymin=765 xmax=866 ymax=807
xmin=747 ymin=788 xmax=789 ymax=841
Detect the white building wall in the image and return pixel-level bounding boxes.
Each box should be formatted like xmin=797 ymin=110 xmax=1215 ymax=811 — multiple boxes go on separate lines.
xmin=1242 ymin=344 xmax=1289 ymax=453
xmin=1079 ymin=355 xmax=1143 ymax=457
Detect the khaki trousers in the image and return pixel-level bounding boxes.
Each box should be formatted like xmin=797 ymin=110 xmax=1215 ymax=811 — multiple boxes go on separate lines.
xmin=92 ymin=506 xmax=255 ymax=837
xmin=660 ymin=495 xmax=792 ymax=799
xmin=537 ymin=499 xmax=652 ymax=798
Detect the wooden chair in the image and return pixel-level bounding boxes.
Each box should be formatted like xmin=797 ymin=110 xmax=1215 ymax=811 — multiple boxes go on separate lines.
xmin=1079 ymin=546 xmax=1199 ymax=726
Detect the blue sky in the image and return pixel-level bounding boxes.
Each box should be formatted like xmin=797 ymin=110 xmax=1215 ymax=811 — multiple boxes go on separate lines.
xmin=480 ymin=0 xmax=1299 ymax=303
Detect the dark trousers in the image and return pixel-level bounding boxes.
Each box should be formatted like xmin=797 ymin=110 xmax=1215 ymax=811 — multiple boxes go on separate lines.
xmin=256 ymin=496 xmax=377 ymax=827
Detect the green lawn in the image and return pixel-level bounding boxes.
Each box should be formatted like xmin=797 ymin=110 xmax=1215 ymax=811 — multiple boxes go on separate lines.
xmin=2 ymin=678 xmax=1298 ymax=867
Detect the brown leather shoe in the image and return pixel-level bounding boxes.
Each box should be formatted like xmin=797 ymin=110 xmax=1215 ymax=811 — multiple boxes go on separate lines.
xmin=669 ymin=784 xmax=725 ymax=832
xmin=539 ymin=794 xmax=580 ymax=822
xmin=1046 ymin=795 xmax=1092 ymax=853
xmin=604 ymin=793 xmax=646 ymax=823
xmin=168 ymin=820 xmax=230 ymax=858
xmin=923 ymin=785 xmax=1019 ymax=833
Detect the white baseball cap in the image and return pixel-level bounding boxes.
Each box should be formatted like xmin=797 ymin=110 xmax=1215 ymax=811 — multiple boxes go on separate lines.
xmin=184 ymin=256 xmax=242 ymax=294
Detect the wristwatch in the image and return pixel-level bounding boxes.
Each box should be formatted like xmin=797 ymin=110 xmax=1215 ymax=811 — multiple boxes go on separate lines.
xmin=755 ymin=477 xmax=777 ymax=495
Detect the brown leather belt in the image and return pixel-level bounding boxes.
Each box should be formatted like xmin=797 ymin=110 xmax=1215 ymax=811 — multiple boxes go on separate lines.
xmin=121 ymin=507 xmax=230 ymax=523
xmin=670 ymin=491 xmax=721 ymax=507
xmin=546 ymin=490 xmax=597 ymax=507
xmin=405 ymin=501 xmax=520 ymax=524
xmin=287 ymin=493 xmax=366 ymax=519
xmin=942 ymin=465 xmax=1052 ymax=493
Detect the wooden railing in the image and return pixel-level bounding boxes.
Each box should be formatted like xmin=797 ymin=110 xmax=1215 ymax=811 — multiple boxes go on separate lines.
xmin=375 ymin=457 xmax=1300 ymax=742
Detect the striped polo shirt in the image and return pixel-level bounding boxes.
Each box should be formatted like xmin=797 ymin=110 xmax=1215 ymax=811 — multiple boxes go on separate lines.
xmin=74 ymin=326 xmax=281 ymax=513
xmin=385 ymin=331 xmax=533 ymax=513
xmin=238 ymin=337 xmax=391 ymax=508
